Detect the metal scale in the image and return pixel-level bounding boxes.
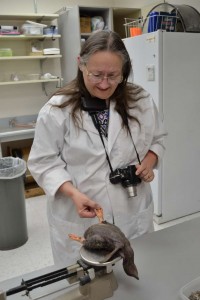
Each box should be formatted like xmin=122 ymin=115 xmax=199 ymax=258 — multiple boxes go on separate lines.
xmin=1 ymin=247 xmax=121 ymax=300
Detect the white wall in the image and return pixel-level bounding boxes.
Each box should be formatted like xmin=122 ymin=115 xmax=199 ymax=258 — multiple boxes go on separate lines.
xmin=1 ymin=0 xmax=200 ymax=15
xmin=113 ymin=0 xmax=200 ymax=11
xmin=0 ymin=0 xmax=113 ymax=14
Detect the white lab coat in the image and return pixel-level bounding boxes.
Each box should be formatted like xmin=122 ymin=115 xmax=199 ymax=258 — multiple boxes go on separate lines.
xmin=28 ymin=86 xmax=166 ymax=265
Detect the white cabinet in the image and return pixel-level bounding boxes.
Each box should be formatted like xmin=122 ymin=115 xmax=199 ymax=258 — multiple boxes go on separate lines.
xmin=58 ymin=6 xmax=113 ymax=84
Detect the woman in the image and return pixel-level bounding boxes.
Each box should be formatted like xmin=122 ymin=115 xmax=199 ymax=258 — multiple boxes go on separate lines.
xmin=28 ymin=30 xmax=166 ymax=266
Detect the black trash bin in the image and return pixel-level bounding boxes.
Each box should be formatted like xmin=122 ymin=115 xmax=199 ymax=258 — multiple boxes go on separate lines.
xmin=0 ymin=157 xmax=28 ymax=250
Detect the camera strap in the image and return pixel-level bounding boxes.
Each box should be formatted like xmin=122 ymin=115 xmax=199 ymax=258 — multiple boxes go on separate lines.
xmin=124 ymin=114 xmax=141 ymax=165
xmin=89 ymin=111 xmax=141 ymax=174
xmin=90 ymin=112 xmax=114 ymax=173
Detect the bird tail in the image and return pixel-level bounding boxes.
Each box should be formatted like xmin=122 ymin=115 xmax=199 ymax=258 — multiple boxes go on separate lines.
xmin=121 ymin=245 xmax=139 ymax=280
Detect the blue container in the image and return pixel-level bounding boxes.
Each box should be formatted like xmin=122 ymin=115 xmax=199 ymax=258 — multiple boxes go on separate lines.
xmin=148 ymin=11 xmax=159 ymax=33
xmin=148 ymin=11 xmax=177 ymax=32
xmin=43 ymin=25 xmax=58 ymax=35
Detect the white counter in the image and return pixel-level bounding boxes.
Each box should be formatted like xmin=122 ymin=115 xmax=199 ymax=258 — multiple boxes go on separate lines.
xmin=0 ymin=115 xmax=36 ymax=156
xmin=1 ymin=217 xmax=200 ymax=299
xmin=0 ymin=127 xmax=35 ymax=143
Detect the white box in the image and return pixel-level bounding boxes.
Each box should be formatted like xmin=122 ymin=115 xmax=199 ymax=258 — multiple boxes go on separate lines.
xmin=22 ymin=24 xmax=43 ymax=35
xmin=43 ymin=48 xmax=60 ymax=55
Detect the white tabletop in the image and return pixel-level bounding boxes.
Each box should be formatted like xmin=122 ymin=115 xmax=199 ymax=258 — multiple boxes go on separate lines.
xmin=1 ymin=217 xmax=200 ymax=300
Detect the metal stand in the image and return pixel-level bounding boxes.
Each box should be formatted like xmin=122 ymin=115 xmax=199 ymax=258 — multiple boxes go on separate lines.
xmin=58 ymin=271 xmax=118 ymax=300
xmin=0 ymin=290 xmax=6 ymax=300
xmin=5 ymin=247 xmax=121 ymax=300
xmin=61 ymin=247 xmax=120 ymax=300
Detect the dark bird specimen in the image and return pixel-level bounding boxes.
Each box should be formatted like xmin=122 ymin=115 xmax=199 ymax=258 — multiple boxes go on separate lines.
xmin=69 ymin=208 xmax=139 ymax=280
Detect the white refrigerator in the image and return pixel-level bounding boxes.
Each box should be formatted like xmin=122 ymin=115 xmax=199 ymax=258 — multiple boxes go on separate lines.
xmin=124 ymin=30 xmax=200 ymax=224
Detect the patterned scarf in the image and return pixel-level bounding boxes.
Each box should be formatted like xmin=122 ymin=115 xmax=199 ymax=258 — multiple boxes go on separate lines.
xmin=96 ymin=109 xmax=109 ymax=138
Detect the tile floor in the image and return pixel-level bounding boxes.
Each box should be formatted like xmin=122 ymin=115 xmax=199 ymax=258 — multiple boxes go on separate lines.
xmin=1 ymin=195 xmax=200 ymax=283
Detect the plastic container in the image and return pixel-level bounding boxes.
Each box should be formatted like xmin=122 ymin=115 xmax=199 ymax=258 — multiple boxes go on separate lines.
xmin=0 ymin=157 xmax=28 ymax=250
xmin=0 ymin=48 xmax=12 ymax=57
xmin=130 ymin=27 xmax=142 ymax=37
xmin=22 ymin=24 xmax=43 ymax=35
xmin=26 ymin=73 xmax=41 ymax=80
xmin=179 ymin=276 xmax=200 ymax=300
xmin=43 ymin=25 xmax=58 ymax=35
xmin=148 ymin=11 xmax=177 ymax=32
xmin=91 ymin=16 xmax=105 ymax=31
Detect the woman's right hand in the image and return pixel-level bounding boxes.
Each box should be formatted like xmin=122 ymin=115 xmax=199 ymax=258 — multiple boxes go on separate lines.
xmin=71 ymin=190 xmax=101 ymax=218
xmin=58 ymin=181 xmax=101 ymax=218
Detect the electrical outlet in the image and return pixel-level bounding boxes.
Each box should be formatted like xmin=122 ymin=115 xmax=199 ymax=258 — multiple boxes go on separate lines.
xmin=146 ymin=64 xmax=155 ymax=81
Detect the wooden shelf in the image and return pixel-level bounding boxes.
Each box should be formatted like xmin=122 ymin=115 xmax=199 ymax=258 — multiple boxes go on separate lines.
xmin=0 ymin=34 xmax=61 ymax=40
xmin=0 ymin=13 xmax=59 ymax=21
xmin=0 ymin=78 xmax=62 ymax=86
xmin=0 ymin=55 xmax=62 ymax=60
xmin=25 ymin=182 xmax=45 ymax=198
xmin=80 ymin=33 xmax=92 ymax=37
xmin=0 ymin=13 xmax=62 ymax=88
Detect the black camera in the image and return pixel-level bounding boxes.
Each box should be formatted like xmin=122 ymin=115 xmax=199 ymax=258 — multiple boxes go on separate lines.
xmin=109 ymin=165 xmax=141 ymax=198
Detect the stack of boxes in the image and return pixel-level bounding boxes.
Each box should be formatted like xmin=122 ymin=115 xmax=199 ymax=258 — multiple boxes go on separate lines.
xmin=80 ymin=16 xmax=91 ymax=33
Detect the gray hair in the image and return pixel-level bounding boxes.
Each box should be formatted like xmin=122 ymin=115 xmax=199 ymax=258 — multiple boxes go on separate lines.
xmin=79 ymin=30 xmax=132 ymax=82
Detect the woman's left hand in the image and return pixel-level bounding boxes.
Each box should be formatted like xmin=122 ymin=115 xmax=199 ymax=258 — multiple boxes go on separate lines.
xmin=135 ymin=151 xmax=158 ymax=182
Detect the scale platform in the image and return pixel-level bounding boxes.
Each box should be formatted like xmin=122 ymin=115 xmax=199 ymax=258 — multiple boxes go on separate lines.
xmin=80 ymin=246 xmax=122 ymax=268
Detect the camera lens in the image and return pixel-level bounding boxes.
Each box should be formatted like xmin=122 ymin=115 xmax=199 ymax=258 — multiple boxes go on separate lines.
xmin=126 ymin=185 xmax=137 ymax=198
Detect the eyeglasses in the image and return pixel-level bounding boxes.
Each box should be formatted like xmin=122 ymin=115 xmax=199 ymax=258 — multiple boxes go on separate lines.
xmin=84 ymin=65 xmax=123 ymax=84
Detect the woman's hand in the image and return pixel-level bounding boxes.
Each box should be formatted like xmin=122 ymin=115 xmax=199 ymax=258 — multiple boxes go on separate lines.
xmin=135 ymin=150 xmax=158 ymax=182
xmin=58 ymin=181 xmax=101 ymax=218
xmin=71 ymin=190 xmax=101 ymax=218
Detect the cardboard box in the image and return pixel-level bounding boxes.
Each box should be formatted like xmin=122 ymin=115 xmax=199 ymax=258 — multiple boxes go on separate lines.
xmin=80 ymin=17 xmax=91 ymax=33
